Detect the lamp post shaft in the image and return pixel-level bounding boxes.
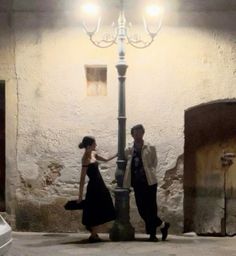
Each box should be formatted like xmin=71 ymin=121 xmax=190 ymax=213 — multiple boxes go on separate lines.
xmin=116 ymin=3 xmax=127 ymax=186
xmin=82 ymin=0 xmax=163 ymax=241
xmin=109 ymin=0 xmax=135 ymax=241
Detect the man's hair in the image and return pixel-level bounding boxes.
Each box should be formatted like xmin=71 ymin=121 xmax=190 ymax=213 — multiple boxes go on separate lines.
xmin=131 ymin=124 xmax=145 ymax=135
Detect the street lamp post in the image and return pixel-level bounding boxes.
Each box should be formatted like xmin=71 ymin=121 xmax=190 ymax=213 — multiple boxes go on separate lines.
xmin=81 ymin=0 xmax=163 ymax=241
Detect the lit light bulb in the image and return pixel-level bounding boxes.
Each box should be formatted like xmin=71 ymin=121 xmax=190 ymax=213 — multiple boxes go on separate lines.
xmin=145 ymin=5 xmax=163 ymax=17
xmin=81 ymin=3 xmax=100 ymax=16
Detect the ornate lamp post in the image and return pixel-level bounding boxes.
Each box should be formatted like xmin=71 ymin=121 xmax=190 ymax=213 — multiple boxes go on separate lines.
xmin=81 ymin=0 xmax=163 ymax=241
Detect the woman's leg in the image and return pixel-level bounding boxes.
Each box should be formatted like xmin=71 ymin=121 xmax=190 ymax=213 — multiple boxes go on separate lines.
xmin=90 ymin=226 xmax=99 ymax=237
xmin=88 ymin=226 xmax=102 ymax=242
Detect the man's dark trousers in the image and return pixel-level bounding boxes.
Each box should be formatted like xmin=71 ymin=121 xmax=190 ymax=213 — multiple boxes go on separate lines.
xmin=133 ymin=182 xmax=162 ymax=236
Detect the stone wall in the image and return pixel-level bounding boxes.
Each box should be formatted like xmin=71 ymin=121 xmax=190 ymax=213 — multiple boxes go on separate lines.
xmin=0 ymin=0 xmax=236 ymax=234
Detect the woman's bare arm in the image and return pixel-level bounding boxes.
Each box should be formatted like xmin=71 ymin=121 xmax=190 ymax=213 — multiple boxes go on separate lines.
xmin=95 ymin=153 xmax=117 ymax=162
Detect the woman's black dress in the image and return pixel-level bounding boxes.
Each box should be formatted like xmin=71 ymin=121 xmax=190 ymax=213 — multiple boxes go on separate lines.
xmin=82 ymin=162 xmax=116 ymax=229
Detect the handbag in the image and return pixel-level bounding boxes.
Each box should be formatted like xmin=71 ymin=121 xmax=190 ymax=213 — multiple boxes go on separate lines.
xmin=64 ymin=199 xmax=85 ymax=210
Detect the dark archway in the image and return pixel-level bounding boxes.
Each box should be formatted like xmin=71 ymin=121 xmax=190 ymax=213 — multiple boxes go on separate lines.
xmin=184 ymin=99 xmax=236 ymax=235
xmin=0 ymin=81 xmax=5 ymax=211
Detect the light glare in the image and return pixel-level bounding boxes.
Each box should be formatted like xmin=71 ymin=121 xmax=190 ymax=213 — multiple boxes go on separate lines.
xmin=145 ymin=5 xmax=163 ymax=17
xmin=82 ymin=3 xmax=100 ymax=16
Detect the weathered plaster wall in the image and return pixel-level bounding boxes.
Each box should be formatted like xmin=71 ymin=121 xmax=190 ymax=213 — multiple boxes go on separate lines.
xmin=1 ymin=0 xmax=236 ymax=234
xmin=0 ymin=11 xmax=18 ymax=225
xmin=13 ymin=12 xmax=118 ymax=232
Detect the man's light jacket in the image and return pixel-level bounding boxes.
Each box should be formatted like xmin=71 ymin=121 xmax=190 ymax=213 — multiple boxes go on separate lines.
xmin=123 ymin=141 xmax=158 ymax=188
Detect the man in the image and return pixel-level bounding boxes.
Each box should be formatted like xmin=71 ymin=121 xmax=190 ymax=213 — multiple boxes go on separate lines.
xmin=123 ymin=124 xmax=170 ymax=242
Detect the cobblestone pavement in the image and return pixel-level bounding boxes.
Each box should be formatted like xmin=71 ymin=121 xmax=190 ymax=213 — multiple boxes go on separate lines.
xmin=9 ymin=232 xmax=236 ymax=256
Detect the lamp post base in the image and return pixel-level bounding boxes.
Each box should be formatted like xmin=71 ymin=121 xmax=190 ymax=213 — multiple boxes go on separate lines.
xmin=109 ymin=188 xmax=135 ymax=241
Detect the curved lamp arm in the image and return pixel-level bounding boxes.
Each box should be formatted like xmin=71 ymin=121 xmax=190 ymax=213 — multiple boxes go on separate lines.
xmin=82 ymin=17 xmax=118 ymax=48
xmin=126 ymin=15 xmax=162 ymax=49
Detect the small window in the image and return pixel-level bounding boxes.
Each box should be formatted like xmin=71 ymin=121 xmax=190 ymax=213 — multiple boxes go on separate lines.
xmin=85 ymin=65 xmax=107 ymax=96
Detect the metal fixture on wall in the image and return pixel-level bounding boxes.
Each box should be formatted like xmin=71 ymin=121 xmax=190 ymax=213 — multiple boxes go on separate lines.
xmin=81 ymin=0 xmax=163 ymax=241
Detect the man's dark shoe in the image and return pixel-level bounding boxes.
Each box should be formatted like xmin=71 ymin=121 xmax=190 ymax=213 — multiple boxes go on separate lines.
xmin=161 ymin=222 xmax=170 ymax=241
xmin=148 ymin=235 xmax=159 ymax=242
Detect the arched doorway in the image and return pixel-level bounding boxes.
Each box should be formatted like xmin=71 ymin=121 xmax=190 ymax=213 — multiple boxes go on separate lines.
xmin=0 ymin=81 xmax=5 ymax=211
xmin=184 ymin=100 xmax=236 ymax=236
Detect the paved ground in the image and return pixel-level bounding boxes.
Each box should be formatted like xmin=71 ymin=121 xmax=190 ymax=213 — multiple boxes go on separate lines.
xmin=9 ymin=232 xmax=236 ymax=256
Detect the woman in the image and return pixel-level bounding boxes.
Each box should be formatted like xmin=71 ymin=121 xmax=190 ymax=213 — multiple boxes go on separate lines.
xmin=78 ymin=136 xmax=116 ymax=243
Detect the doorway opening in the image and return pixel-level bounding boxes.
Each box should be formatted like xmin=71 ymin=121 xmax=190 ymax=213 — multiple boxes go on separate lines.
xmin=184 ymin=100 xmax=236 ymax=236
xmin=0 ymin=81 xmax=5 ymax=212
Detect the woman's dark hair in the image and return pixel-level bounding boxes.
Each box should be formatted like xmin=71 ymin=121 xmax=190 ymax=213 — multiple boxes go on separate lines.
xmin=78 ymin=136 xmax=95 ymax=149
xmin=131 ymin=124 xmax=145 ymax=135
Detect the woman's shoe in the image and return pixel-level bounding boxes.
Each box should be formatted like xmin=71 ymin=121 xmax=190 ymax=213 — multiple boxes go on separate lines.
xmin=88 ymin=234 xmax=102 ymax=243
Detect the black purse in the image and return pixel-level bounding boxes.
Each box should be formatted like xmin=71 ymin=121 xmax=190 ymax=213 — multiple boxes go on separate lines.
xmin=64 ymin=200 xmax=85 ymax=210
